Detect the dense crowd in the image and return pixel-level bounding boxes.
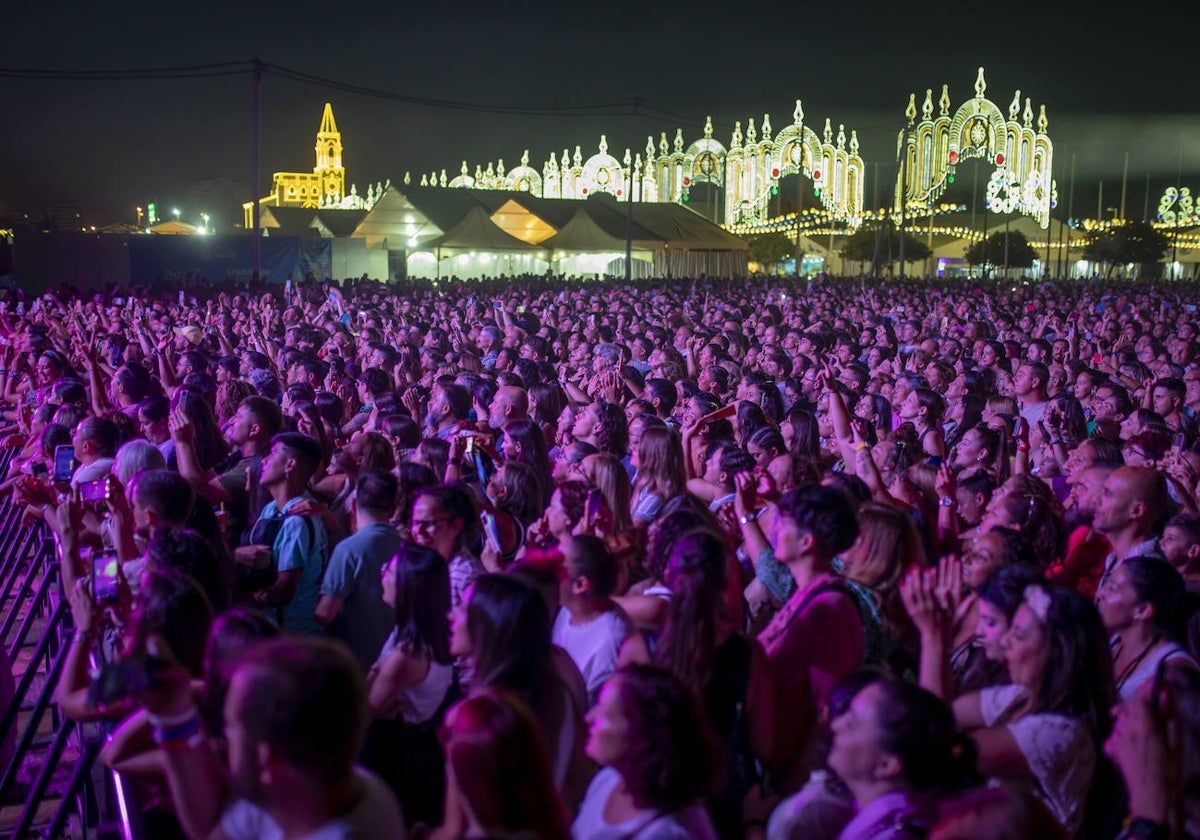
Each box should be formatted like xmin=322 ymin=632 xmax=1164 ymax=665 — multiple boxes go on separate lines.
xmin=4 ymin=272 xmax=1200 ymax=839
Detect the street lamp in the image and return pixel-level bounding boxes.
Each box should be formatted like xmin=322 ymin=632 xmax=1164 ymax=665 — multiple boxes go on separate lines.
xmin=200 ymin=212 xmax=210 ymax=233
xmin=172 ymin=208 xmax=181 ymax=220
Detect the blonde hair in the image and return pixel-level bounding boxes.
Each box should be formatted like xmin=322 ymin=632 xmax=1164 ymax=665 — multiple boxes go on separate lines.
xmin=582 ymin=453 xmax=632 ymax=536
xmin=634 ymin=426 xmax=685 ymax=502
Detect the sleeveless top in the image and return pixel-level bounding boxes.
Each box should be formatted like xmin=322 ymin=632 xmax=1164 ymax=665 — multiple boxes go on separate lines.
xmin=375 ymin=628 xmax=454 ymax=724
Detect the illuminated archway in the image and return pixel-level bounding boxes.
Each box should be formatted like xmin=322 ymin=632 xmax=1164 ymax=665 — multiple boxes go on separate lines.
xmin=896 ymin=67 xmax=1057 ymax=227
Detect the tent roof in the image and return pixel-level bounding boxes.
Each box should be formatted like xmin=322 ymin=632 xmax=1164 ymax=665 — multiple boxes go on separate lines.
xmin=353 ymin=187 xmax=444 ymax=246
xmin=317 ymin=209 xmax=368 ymax=237
xmin=541 ymin=209 xmax=629 ymax=251
xmin=355 ymin=185 xmax=747 ymax=252
xmin=261 ymin=206 xmax=319 ymax=236
xmin=149 ymin=220 xmax=199 ymax=235
xmin=429 ymin=205 xmax=543 ymax=251
xmin=583 ymin=194 xmax=748 ymax=251
xmin=490 ymin=199 xmax=558 ymax=245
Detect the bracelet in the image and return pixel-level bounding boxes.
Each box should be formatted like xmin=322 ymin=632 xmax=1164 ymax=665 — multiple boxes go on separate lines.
xmin=853 ymin=442 xmax=868 ymax=451
xmin=738 ymin=511 xmax=759 ymax=526
xmin=73 ymin=630 xmax=95 ymax=643
xmin=1016 ymin=442 xmax=1030 ymax=452
xmin=938 ymin=497 xmax=956 ymax=507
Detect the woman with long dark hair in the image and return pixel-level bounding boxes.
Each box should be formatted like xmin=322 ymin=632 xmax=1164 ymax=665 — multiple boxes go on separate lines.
xmin=908 ymin=579 xmax=1116 ymax=836
xmin=363 ymin=542 xmax=454 ymax=828
xmin=574 ymin=664 xmax=720 ymax=839
xmin=448 ymin=573 xmax=591 ymax=808
xmin=638 ymin=529 xmax=774 ymax=838
xmin=1096 ymin=555 xmax=1196 ymax=701
xmin=825 ymin=676 xmax=979 ymax=837
xmin=440 ymin=689 xmax=571 ymax=840
xmin=501 ymin=417 xmax=555 ymax=507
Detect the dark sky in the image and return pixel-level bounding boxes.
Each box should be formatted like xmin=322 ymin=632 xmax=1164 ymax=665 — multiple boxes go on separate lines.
xmin=4 ymin=0 xmax=1198 ymax=228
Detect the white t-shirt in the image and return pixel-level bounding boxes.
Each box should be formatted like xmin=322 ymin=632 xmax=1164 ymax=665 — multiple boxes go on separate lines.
xmin=552 ymin=606 xmax=634 ymax=706
xmin=572 ymin=766 xmax=717 ymax=840
xmin=220 ymin=766 xmax=406 ymax=840
xmin=980 ymin=683 xmax=1094 ymax=837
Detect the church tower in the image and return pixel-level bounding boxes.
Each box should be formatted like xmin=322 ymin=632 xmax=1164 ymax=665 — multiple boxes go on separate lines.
xmin=315 ymin=103 xmax=345 ymax=205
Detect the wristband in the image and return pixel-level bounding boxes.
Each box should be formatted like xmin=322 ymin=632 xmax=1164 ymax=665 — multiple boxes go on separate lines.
xmin=1016 ymin=442 xmax=1029 ymax=452
xmin=853 ymin=442 xmax=868 ymax=452
xmin=738 ymin=511 xmax=759 ymax=526
xmin=73 ymin=630 xmax=95 ymax=643
xmin=938 ymin=497 xmax=956 ymax=507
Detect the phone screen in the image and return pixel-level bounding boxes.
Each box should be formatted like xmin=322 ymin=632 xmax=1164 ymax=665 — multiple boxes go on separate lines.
xmin=80 ymin=479 xmax=108 ymax=503
xmin=92 ymin=549 xmax=121 ymax=603
xmin=53 ymin=445 xmax=75 ymax=483
xmin=585 ymin=489 xmax=602 ymax=525
xmin=481 ymin=511 xmax=502 ymax=554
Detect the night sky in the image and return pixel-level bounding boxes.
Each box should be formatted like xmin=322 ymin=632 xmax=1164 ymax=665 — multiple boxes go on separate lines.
xmin=4 ymin=0 xmax=1198 ymax=229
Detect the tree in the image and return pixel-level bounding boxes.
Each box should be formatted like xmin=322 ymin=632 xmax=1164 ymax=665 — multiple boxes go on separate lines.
xmin=1082 ymin=220 xmax=1170 ymax=278
xmin=746 ymin=232 xmax=794 ymax=273
xmin=964 ymin=230 xmax=1038 ymax=274
xmin=839 ymin=223 xmax=931 ymax=273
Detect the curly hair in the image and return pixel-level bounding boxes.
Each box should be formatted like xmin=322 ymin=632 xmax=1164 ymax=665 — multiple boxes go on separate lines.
xmin=609 ymin=664 xmax=720 ymax=811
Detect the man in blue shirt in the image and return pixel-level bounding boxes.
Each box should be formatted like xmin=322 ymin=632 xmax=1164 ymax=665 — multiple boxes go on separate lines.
xmin=315 ymin=470 xmax=401 ymax=670
xmin=240 ymin=432 xmax=328 ymax=636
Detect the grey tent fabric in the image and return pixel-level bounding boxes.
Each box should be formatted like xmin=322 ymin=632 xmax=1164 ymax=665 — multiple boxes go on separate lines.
xmin=428 ymin=206 xmax=544 ymax=251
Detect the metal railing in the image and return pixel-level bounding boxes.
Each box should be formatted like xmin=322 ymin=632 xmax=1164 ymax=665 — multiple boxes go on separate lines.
xmin=0 ymin=448 xmax=141 ymax=839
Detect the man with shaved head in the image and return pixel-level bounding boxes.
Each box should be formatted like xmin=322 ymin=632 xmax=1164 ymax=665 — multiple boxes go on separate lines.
xmin=487 ymin=385 xmax=529 ymax=431
xmin=1092 ymin=466 xmax=1169 ymax=595
xmin=1050 ymin=462 xmax=1119 ymax=598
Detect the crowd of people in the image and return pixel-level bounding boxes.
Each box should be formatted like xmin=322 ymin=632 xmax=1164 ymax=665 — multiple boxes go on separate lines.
xmin=3 ymin=272 xmax=1200 ymax=839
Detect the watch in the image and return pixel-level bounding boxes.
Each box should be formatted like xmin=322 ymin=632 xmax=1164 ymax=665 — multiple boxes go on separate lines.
xmin=738 ymin=511 xmax=759 ymax=525
xmin=938 ymin=497 xmax=956 ymax=507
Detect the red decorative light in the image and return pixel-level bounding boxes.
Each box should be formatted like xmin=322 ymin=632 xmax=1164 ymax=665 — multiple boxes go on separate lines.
xmin=771 ymin=167 xmax=780 ymax=178
xmin=682 ymin=177 xmax=691 ymax=186
xmin=813 ymin=170 xmax=821 ymax=180
xmin=616 ymin=189 xmax=622 ymax=196
xmin=581 ymin=187 xmax=588 ymax=195
xmin=995 ymin=153 xmax=1005 ymax=165
xmin=948 ymin=151 xmax=959 ymax=164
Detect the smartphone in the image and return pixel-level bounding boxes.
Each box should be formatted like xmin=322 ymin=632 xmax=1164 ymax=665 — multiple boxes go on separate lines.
xmin=1012 ymin=417 xmax=1027 ymax=438
xmin=1173 ymin=433 xmax=1186 ymax=457
xmin=80 ymin=479 xmax=108 ymax=503
xmin=30 ymin=462 xmax=48 ymax=479
xmin=53 ymin=445 xmax=75 ymax=483
xmin=481 ymin=511 xmax=502 ymax=554
xmin=585 ymin=489 xmax=602 ymax=526
xmin=114 ymin=297 xmax=124 ymax=306
xmin=92 ymin=549 xmax=121 ymax=604
xmin=707 ymin=404 xmax=737 ymax=423
xmin=178 ymin=290 xmax=185 ymax=305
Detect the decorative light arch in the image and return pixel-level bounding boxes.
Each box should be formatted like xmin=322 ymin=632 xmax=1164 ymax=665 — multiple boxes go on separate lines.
xmin=897 ymin=67 xmax=1057 ymax=227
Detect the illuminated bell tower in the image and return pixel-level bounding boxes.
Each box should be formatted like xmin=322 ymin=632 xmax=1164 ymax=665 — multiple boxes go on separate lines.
xmin=315 ymin=103 xmax=345 ymax=205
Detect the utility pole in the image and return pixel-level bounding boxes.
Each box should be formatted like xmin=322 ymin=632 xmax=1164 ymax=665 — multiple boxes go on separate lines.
xmin=898 ymin=129 xmax=910 ymax=279
xmin=1120 ymin=152 xmax=1129 ymax=220
xmin=625 ymin=97 xmax=643 ymax=283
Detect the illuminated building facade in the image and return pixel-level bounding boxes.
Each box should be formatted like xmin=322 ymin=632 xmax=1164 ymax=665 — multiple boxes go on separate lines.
xmin=896 ymin=68 xmax=1057 ymax=227
xmin=244 ymin=103 xmax=375 ymax=227
xmin=416 ymin=100 xmax=865 ymax=228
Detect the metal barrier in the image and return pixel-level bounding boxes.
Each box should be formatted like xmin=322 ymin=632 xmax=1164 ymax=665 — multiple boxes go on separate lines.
xmin=0 ymin=449 xmax=142 ymax=839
